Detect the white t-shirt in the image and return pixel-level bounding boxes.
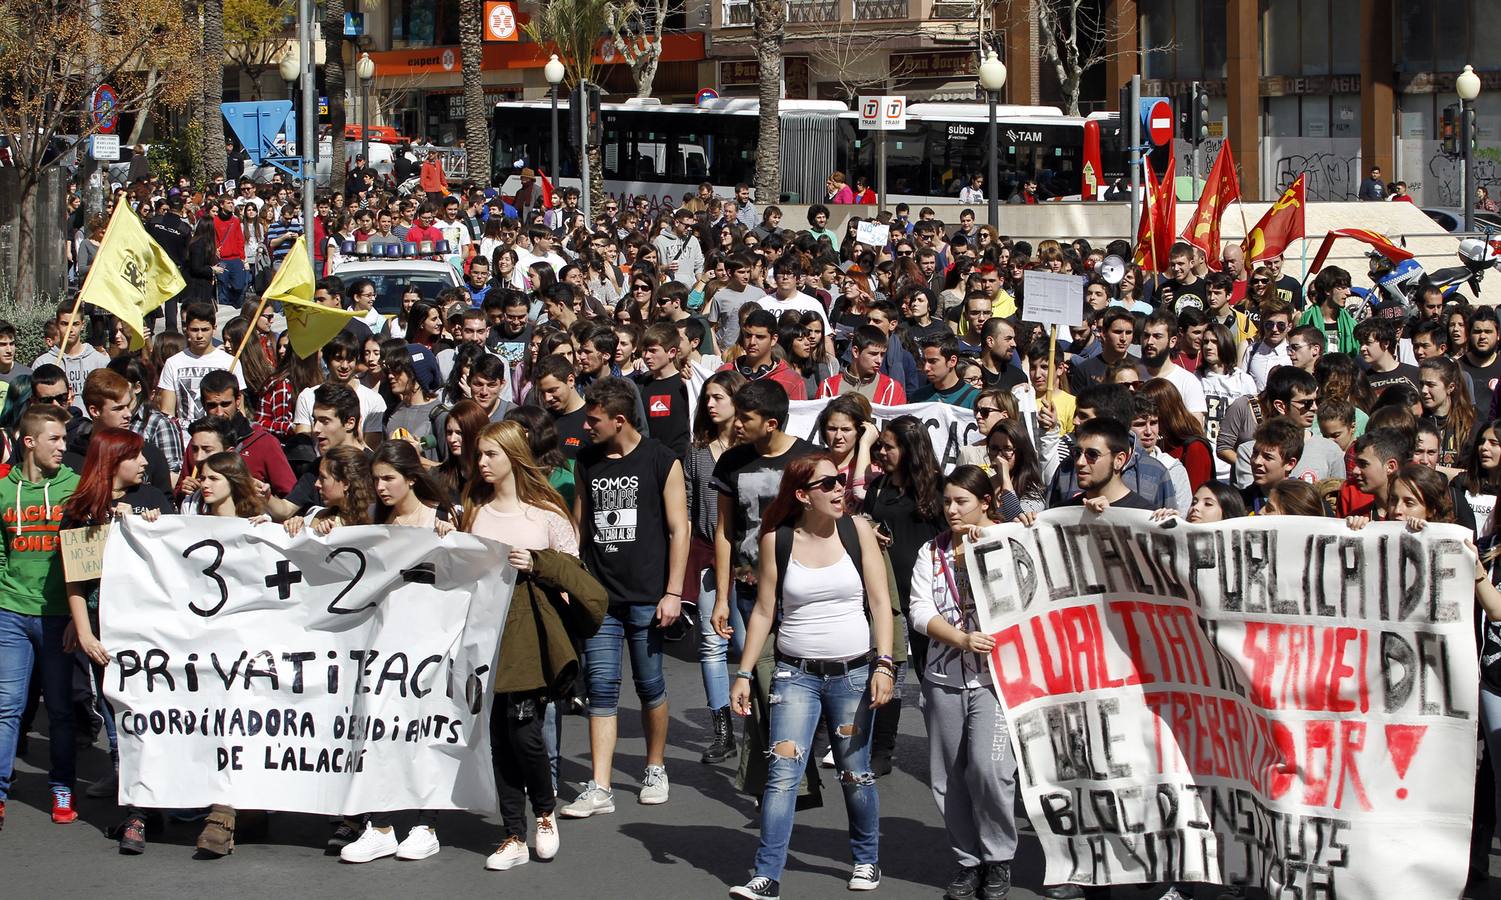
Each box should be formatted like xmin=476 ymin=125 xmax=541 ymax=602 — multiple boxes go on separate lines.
xmin=1201 ymin=370 xmax=1259 ymax=480
xmin=761 ymin=291 xmax=830 ymax=334
xmin=293 ymin=382 xmax=388 ymax=435
xmin=157 ymin=347 xmax=244 ymax=428
xmin=1147 ymin=361 xmax=1207 ymax=414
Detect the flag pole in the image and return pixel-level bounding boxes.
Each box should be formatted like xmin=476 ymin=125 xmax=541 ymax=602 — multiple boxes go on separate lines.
xmin=229 ymin=291 xmax=271 ymax=374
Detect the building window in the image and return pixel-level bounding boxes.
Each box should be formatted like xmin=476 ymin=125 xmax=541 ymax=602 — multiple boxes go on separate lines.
xmin=1139 ymin=0 xmax=1225 ymax=81
xmin=391 ymin=0 xmax=459 ymax=47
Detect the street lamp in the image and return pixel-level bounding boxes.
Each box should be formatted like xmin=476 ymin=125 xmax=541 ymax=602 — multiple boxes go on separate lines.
xmin=357 ymin=52 xmax=375 ymax=173
xmin=978 ymin=50 xmax=1008 ymax=229
xmin=279 ymin=45 xmax=299 ymax=154
xmin=545 ymin=53 xmax=566 ymax=201
xmin=1458 ymin=64 xmax=1482 ymax=233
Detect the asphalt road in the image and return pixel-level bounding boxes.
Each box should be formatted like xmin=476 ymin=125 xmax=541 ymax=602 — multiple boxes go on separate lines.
xmin=2 ymin=637 xmax=1495 ymax=900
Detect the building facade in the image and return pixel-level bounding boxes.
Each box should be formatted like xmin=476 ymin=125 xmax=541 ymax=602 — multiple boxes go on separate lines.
xmin=222 ymin=0 xmax=1496 ymax=205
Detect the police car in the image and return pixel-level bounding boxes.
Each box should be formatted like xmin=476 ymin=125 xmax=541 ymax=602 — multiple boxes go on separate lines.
xmin=328 ymin=240 xmax=464 ymax=315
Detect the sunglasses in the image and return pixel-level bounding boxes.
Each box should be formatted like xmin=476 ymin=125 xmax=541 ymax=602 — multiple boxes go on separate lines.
xmin=975 ymin=406 xmax=1002 ymax=418
xmin=632 ymin=284 xmax=653 ymax=292
xmin=803 ymin=472 xmax=848 ymax=493
xmin=1081 ymin=447 xmax=1111 ymax=464
xmin=1251 ymin=278 xmax=1270 ymax=285
xmin=1266 ymin=320 xmax=1289 ymax=332
xmin=34 ymin=393 xmax=68 ymax=406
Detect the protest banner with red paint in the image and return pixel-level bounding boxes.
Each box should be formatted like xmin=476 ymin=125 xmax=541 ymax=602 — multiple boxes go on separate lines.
xmin=965 ymin=508 xmax=1479 ymax=899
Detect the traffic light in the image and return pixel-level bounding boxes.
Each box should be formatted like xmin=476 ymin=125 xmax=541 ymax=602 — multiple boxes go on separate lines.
xmin=1179 ymin=82 xmax=1211 ymax=145
xmin=568 ymin=81 xmax=602 ymax=147
xmin=1192 ymin=84 xmax=1211 ymax=144
xmin=1441 ymin=105 xmax=1460 ymax=156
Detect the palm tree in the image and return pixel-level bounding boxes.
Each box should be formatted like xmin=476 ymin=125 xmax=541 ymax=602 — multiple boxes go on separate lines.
xmin=751 ymin=0 xmax=783 ymax=203
xmin=458 ymin=0 xmax=491 ymax=186
xmin=523 ymin=0 xmax=612 ymax=210
xmin=201 ymin=0 xmax=228 ymax=178
xmin=322 ymin=0 xmax=346 ymax=192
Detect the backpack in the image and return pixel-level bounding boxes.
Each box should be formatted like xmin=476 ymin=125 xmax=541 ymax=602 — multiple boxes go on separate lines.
xmin=773 ymin=516 xmax=865 ymax=617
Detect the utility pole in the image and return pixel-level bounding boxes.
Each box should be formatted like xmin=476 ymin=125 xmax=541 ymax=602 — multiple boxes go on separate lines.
xmin=299 ymin=0 xmax=316 ymax=270
xmin=1129 ymin=74 xmax=1141 ymax=238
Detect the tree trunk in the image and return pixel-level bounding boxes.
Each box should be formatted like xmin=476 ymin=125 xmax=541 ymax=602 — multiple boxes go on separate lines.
xmin=14 ymin=176 xmax=38 ymax=302
xmin=201 ymin=0 xmax=228 ymax=179
xmin=127 ymin=68 xmax=160 ymax=145
xmin=184 ymin=0 xmax=206 ymax=183
xmin=752 ymin=0 xmax=784 ymax=202
xmin=458 ymin=0 xmax=491 ymax=185
xmin=633 ymin=51 xmax=659 ymax=99
xmin=588 ymin=143 xmax=604 ymax=213
xmin=324 ymin=0 xmax=346 ymax=193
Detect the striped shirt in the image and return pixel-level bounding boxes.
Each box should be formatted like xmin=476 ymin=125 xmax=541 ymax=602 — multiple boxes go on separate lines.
xmin=266 ymin=220 xmax=303 ymax=267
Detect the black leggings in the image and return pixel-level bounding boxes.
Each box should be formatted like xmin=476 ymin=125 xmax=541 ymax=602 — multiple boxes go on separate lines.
xmin=491 ymin=692 xmax=556 ymax=839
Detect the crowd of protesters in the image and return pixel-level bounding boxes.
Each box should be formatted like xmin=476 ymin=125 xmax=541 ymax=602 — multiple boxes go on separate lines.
xmin=16 ymin=167 xmax=1501 ymax=900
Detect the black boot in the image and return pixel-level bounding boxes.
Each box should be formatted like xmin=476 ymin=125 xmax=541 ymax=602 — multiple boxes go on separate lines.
xmin=701 ymin=706 xmax=738 ymax=763
xmin=871 ymin=695 xmax=900 ymax=776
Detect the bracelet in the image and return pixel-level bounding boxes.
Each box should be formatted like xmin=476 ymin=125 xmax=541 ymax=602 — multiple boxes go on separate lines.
xmin=872 ymin=668 xmax=894 ymax=679
xmin=665 ymin=592 xmax=682 ymax=598
xmin=734 ymin=670 xmax=754 ymax=681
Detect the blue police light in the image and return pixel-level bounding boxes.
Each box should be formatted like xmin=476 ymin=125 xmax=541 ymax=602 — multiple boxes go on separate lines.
xmin=434 ymin=240 xmax=452 ymax=255
xmin=403 ymin=242 xmax=419 ymax=256
xmin=340 ymin=240 xmax=356 ymax=255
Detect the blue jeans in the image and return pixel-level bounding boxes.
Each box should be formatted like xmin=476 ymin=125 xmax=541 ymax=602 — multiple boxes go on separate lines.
xmin=0 ymin=610 xmax=76 ymax=799
xmin=217 ymin=258 xmax=247 ymax=306
xmin=584 ymin=603 xmax=667 ymax=717
xmin=754 ymin=661 xmax=879 ymax=881
xmin=699 ymin=570 xmax=746 ymax=710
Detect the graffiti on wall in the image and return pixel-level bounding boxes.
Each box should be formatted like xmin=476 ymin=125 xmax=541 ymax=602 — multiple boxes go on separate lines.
xmin=1273 ymin=151 xmax=1357 ymax=200
xmin=1426 ymin=149 xmax=1501 ymax=207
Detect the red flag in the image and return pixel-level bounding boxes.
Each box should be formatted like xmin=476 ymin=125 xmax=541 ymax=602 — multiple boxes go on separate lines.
xmin=1242 ymin=174 xmax=1306 ymax=264
xmin=538 ymin=169 xmax=555 ymax=211
xmin=1133 ymin=156 xmax=1176 ymax=272
xmin=1307 ymin=228 xmax=1415 ymax=275
xmin=1180 ymin=142 xmax=1241 ymax=269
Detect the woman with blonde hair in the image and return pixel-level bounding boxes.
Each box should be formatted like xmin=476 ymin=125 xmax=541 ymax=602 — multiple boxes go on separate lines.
xmin=461 ymin=421 xmax=606 ymax=873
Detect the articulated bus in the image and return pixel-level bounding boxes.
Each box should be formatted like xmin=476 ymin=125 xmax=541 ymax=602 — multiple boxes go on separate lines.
xmin=491 ymin=98 xmax=1127 ymax=211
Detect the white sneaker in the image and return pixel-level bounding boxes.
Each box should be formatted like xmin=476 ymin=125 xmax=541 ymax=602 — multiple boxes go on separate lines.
xmin=639 ymin=765 xmax=670 ymax=805
xmin=821 ymin=748 xmax=835 ymax=768
xmin=396 ymin=824 xmax=440 ymax=860
xmin=559 ymin=780 xmax=616 ymax=818
xmin=340 ymin=824 xmax=398 ymax=863
xmin=534 ymin=812 xmax=559 ymax=860
xmin=485 ymin=835 xmax=529 ymax=871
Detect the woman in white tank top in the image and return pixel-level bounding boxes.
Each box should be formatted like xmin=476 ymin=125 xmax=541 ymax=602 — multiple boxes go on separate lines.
xmin=726 ymin=454 xmax=895 ymax=900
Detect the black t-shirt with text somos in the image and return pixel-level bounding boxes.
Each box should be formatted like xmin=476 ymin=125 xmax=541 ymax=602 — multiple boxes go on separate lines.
xmin=577 ymin=436 xmax=679 ymax=605
xmin=638 ymin=372 xmax=691 ymax=458
xmin=712 ymin=438 xmax=818 ymax=581
xmin=553 ymin=406 xmax=589 ymax=459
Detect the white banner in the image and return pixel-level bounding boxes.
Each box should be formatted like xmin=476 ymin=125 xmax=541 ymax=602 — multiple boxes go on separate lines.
xmin=786 ymin=398 xmax=980 ymax=472
xmin=102 ymin=517 xmax=513 ymax=816
xmin=966 ymin=509 xmax=1479 ymax=899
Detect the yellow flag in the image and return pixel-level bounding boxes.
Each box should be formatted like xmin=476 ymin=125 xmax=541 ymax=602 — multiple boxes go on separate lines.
xmin=262 ymin=236 xmax=315 ymax=305
xmin=76 ymin=203 xmax=186 ymax=347
xmin=280 ymin=296 xmax=361 ymax=359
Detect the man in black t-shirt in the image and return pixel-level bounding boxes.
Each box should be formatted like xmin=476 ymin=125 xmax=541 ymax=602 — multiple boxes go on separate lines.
xmin=1059 ymin=417 xmax=1154 ymax=511
xmin=1357 ymin=318 xmax=1420 ymax=396
xmin=636 ymin=323 xmax=691 ymax=458
xmin=1165 ymin=243 xmax=1210 ymax=312
xmin=534 ymin=355 xmax=589 ymax=459
xmin=711 ymin=380 xmax=817 ymax=635
xmin=562 ymin=378 xmax=689 ymax=818
xmin=1464 ymin=307 xmax=1501 ymax=417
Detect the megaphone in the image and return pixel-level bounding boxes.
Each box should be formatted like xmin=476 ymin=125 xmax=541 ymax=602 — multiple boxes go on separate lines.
xmin=1098 ymin=254 xmax=1127 ymax=285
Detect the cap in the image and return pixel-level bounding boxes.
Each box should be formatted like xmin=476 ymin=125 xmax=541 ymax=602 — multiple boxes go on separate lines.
xmin=520 ymin=167 xmax=536 ymax=179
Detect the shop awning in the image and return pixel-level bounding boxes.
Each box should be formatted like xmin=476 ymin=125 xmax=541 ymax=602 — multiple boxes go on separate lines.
xmin=908 ymin=79 xmax=981 ymax=102
xmin=370 ymin=34 xmax=705 ymax=78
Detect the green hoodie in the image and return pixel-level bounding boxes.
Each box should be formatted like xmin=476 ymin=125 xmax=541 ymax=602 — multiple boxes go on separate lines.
xmin=0 ymin=465 xmax=79 ymax=617
xmin=1297 ymin=303 xmax=1359 ymax=355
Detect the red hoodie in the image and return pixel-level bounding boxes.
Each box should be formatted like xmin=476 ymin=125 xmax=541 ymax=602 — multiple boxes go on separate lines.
xmin=719 ymin=358 xmax=806 ymax=400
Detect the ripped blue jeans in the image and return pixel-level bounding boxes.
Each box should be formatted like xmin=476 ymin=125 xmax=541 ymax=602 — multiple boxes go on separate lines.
xmin=752 ymin=660 xmax=879 ymax=881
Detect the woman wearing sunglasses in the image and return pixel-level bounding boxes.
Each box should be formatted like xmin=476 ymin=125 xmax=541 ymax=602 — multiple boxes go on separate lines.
xmin=727 ymin=454 xmax=894 ymax=900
